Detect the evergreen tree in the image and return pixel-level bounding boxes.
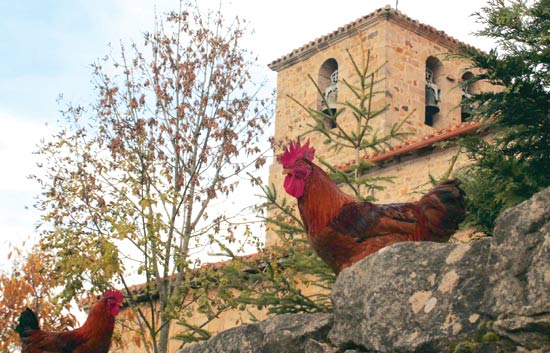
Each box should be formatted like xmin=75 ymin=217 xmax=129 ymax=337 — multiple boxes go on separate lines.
xmin=458 ymin=0 xmax=550 ymax=233
xmin=222 ymin=50 xmax=411 ymax=314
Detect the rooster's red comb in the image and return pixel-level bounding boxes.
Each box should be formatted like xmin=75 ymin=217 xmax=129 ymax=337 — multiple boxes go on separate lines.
xmin=280 ymin=139 xmax=315 ymax=168
xmin=103 ymin=290 xmax=123 ymax=303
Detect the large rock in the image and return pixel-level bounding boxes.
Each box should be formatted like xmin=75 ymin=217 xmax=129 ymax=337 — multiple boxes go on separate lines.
xmin=175 ymin=188 xmax=550 ymax=353
xmin=330 ymin=188 xmax=550 ymax=352
xmin=176 ymin=313 xmax=332 ymax=353
xmin=488 ymin=188 xmax=550 ymax=349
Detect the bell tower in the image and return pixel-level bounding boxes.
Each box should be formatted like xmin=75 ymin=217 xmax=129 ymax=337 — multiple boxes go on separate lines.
xmin=266 ymin=6 xmax=492 ymax=245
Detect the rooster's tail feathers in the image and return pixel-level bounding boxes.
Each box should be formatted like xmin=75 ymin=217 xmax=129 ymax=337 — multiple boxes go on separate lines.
xmin=15 ymin=308 xmax=40 ymax=338
xmin=419 ymin=179 xmax=466 ymax=241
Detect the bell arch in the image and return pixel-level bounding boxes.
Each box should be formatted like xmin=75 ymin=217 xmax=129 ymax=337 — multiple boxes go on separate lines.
xmin=425 ymin=56 xmax=443 ymax=126
xmin=460 ymin=71 xmax=479 ymax=121
xmin=318 ymin=58 xmax=339 ymax=129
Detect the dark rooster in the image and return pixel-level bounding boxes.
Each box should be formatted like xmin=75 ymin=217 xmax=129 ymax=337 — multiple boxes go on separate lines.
xmin=15 ymin=290 xmax=123 ymax=353
xmin=280 ymin=140 xmax=465 ymax=273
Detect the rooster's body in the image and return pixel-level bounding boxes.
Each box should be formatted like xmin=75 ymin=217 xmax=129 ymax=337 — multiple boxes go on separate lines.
xmin=16 ymin=291 xmax=123 ymax=353
xmin=281 ymin=140 xmax=466 ymax=273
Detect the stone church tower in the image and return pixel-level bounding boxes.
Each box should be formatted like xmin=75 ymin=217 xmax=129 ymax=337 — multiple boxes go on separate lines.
xmin=266 ymin=6 xmax=492 ymax=245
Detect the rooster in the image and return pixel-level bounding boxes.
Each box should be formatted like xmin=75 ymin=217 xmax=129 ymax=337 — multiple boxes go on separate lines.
xmin=15 ymin=290 xmax=123 ymax=353
xmin=280 ymin=140 xmax=465 ymax=273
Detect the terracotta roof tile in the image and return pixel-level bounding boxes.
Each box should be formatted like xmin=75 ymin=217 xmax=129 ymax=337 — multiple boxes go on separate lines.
xmin=334 ymin=122 xmax=481 ymax=170
xmin=84 ymin=251 xmax=267 ymax=308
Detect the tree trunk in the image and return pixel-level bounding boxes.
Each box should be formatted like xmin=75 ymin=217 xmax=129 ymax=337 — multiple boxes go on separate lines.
xmin=158 ymin=317 xmax=171 ymax=353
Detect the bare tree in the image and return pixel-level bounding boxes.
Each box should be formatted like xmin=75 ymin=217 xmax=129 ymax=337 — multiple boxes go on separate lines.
xmin=32 ymin=2 xmax=272 ymax=352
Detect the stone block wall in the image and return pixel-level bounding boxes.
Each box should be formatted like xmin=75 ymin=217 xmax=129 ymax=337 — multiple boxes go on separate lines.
xmin=113 ymin=277 xmax=327 ymax=353
xmin=364 ymin=146 xmax=468 ymax=204
xmin=271 ymin=19 xmax=387 ymax=168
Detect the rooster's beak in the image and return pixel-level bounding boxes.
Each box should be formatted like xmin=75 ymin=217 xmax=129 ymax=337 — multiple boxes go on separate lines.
xmin=282 ymin=168 xmax=291 ymax=175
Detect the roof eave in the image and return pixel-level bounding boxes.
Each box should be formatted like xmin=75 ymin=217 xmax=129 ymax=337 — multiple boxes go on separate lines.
xmin=268 ymin=6 xmax=476 ymax=72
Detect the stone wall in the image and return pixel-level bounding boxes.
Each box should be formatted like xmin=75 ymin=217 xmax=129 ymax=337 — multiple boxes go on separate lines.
xmin=112 ymin=281 xmax=326 ymax=353
xmin=362 ymin=145 xmax=468 ymax=204
xmin=112 ymin=297 xmax=267 ymax=353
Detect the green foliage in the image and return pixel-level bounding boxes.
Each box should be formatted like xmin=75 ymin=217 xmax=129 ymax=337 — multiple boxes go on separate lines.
xmin=217 ymin=49 xmax=411 ymax=316
xmin=459 ymin=136 xmax=542 ymax=233
xmin=457 ymin=0 xmax=550 ymax=232
xmin=210 ymin=182 xmax=334 ymax=316
xmin=241 ymin=183 xmax=334 ymax=314
xmin=449 ymin=320 xmax=518 ymax=353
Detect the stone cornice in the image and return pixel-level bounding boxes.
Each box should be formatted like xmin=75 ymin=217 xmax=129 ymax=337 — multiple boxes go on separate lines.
xmin=268 ymin=6 xmax=477 ymax=72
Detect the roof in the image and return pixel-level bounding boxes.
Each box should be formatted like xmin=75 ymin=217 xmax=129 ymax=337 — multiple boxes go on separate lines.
xmin=335 ymin=121 xmax=482 ymax=171
xmin=122 ymin=252 xmax=263 ymax=302
xmin=84 ymin=251 xmax=272 ymax=307
xmin=268 ymin=6 xmax=475 ymax=72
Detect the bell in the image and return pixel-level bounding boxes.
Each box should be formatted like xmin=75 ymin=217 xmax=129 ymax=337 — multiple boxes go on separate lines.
xmin=324 ymin=90 xmax=338 ymax=110
xmin=461 ymin=103 xmax=472 ymax=120
xmin=322 ymin=70 xmax=338 ymax=129
xmin=322 ymin=95 xmax=337 ymax=129
xmin=425 ymin=85 xmax=440 ymax=116
xmin=461 ymin=89 xmax=472 ymax=121
xmin=322 ymin=90 xmax=337 ymax=129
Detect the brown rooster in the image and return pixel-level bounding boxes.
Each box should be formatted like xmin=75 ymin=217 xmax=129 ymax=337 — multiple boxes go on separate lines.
xmin=280 ymin=140 xmax=465 ymax=274
xmin=15 ymin=290 xmax=123 ymax=353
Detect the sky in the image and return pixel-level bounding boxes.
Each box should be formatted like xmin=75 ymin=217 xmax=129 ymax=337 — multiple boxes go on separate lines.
xmin=0 ymin=0 xmax=496 ymax=271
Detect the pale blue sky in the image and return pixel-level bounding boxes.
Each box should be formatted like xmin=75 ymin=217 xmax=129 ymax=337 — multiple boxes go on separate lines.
xmin=0 ymin=0 xmax=495 ymax=269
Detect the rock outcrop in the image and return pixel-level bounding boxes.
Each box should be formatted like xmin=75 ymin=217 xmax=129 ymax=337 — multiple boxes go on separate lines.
xmin=176 ymin=188 xmax=550 ymax=353
xmin=330 ymin=187 xmax=550 ymax=352
xmin=175 ymin=313 xmax=332 ymax=353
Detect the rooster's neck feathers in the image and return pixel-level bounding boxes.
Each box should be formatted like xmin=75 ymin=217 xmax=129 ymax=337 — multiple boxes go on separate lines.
xmin=77 ymin=299 xmax=116 ymax=339
xmin=298 ymin=163 xmax=354 ymax=234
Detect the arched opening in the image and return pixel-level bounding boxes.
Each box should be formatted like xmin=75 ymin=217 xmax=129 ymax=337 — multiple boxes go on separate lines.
xmin=460 ymin=71 xmax=477 ymax=121
xmin=318 ymin=59 xmax=339 ymax=129
xmin=425 ymin=56 xmax=442 ymax=126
